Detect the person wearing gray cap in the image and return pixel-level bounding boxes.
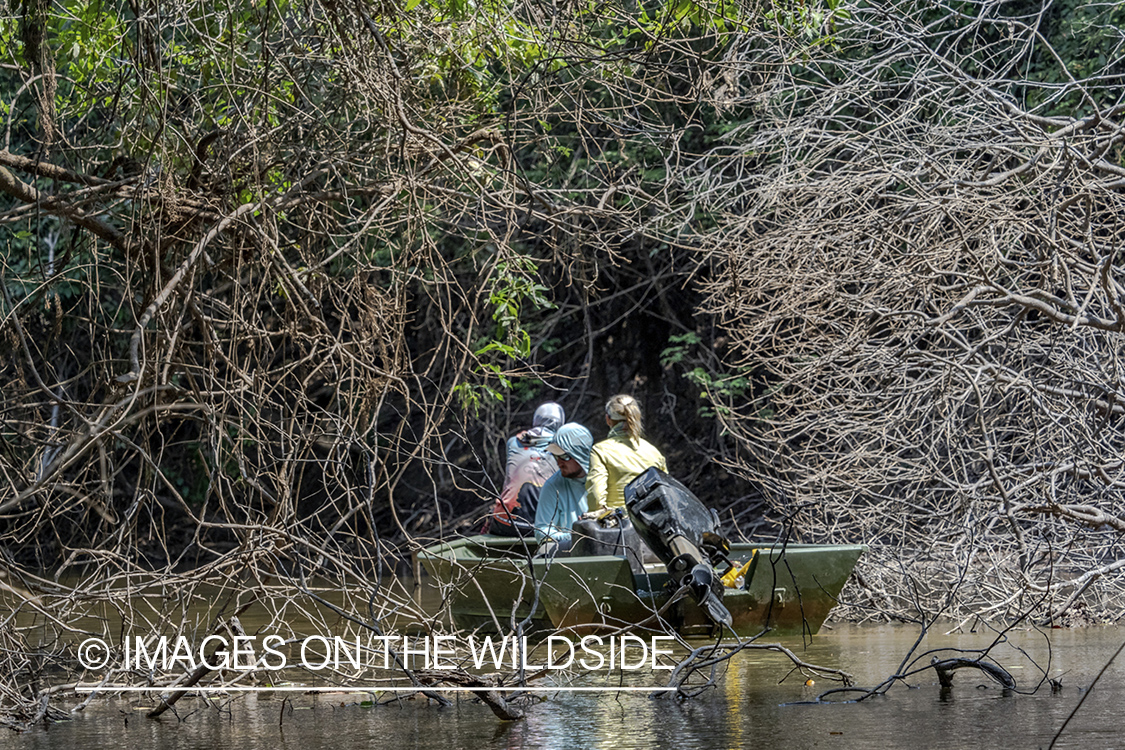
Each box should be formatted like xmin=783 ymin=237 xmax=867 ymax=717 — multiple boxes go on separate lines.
xmin=486 ymin=402 xmax=565 ymax=536
xmin=535 ymin=422 xmax=594 ymax=553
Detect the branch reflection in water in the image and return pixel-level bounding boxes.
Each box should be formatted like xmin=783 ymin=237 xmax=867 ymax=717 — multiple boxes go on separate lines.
xmin=3 ymin=624 xmax=1120 ymax=750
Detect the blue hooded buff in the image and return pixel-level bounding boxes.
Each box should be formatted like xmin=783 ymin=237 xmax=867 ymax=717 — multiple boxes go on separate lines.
xmin=534 ymin=423 xmax=593 ymax=545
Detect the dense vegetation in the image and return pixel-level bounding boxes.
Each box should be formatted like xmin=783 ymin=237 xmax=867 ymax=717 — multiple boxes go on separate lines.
xmin=2 ymin=0 xmax=1124 ymax=726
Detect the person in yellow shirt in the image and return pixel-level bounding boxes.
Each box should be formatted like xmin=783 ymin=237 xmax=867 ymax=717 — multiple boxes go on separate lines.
xmin=586 ymin=394 xmax=667 ymax=510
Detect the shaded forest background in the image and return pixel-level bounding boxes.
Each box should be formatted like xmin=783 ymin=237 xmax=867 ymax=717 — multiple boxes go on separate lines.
xmin=2 ymin=0 xmax=1125 ymax=722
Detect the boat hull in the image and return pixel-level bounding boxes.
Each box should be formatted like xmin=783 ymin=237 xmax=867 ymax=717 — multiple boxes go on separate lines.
xmin=416 ymin=536 xmax=864 ymax=638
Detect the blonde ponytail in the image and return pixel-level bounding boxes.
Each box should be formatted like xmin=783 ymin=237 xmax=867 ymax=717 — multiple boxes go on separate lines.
xmin=605 ymin=394 xmax=643 ymax=442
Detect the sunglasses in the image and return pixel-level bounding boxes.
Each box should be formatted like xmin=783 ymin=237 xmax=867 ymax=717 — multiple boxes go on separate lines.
xmin=553 ymin=451 xmax=573 ymax=462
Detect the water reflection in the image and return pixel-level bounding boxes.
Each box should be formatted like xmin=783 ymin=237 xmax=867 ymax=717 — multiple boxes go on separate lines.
xmin=4 ymin=624 xmax=1123 ymax=750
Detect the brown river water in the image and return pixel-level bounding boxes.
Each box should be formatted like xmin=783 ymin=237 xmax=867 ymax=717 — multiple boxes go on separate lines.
xmin=5 ymin=621 xmax=1124 ymax=750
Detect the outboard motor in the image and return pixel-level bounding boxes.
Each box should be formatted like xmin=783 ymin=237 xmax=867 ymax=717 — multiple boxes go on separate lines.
xmin=624 ymin=467 xmax=733 ymax=629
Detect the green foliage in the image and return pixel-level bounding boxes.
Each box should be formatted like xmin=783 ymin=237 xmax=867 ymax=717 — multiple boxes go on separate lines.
xmin=1016 ymin=0 xmax=1125 ymax=116
xmin=484 ymin=255 xmax=553 ymax=357
xmin=683 ymin=367 xmax=751 ymax=417
xmin=452 ymin=381 xmax=506 ymax=415
xmin=636 ymin=0 xmax=751 ymax=37
xmin=659 ymin=332 xmax=702 ymax=367
xmin=661 ymin=332 xmax=751 ymax=417
xmin=762 ymin=0 xmax=850 ymax=44
xmin=396 ymin=0 xmax=757 ymax=120
xmin=51 ymin=0 xmax=129 ymax=87
xmin=454 ymin=253 xmax=554 ymax=414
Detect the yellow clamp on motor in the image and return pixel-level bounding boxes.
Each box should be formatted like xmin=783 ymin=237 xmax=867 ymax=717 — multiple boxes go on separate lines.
xmin=586 ymin=507 xmax=618 ymax=523
xmin=721 ymin=549 xmax=758 ymax=588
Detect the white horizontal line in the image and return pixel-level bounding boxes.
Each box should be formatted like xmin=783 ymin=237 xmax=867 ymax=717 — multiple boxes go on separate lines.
xmin=75 ymin=685 xmax=676 ymax=694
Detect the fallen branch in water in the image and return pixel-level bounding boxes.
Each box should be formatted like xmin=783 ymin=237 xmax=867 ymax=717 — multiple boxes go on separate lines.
xmin=148 ymin=606 xmax=253 ymax=719
xmin=799 ymin=585 xmax=1051 ymax=706
xmin=930 ymin=656 xmax=1016 ymax=689
xmin=411 ymin=669 xmax=544 ymax=721
xmin=658 ymin=637 xmax=856 ymax=700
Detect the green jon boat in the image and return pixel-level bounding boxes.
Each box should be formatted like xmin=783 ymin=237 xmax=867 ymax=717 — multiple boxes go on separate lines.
xmin=416 ymin=535 xmax=865 ymax=638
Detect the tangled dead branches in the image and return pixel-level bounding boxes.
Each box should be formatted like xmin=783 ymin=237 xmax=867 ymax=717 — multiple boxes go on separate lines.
xmin=688 ymin=0 xmax=1125 ymax=623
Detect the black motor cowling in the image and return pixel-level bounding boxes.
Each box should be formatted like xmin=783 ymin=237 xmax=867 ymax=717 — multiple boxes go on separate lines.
xmin=624 ymin=467 xmax=733 ymax=629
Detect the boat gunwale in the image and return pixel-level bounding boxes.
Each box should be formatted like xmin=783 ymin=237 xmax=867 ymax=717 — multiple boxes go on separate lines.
xmin=416 ymin=535 xmax=868 ymax=563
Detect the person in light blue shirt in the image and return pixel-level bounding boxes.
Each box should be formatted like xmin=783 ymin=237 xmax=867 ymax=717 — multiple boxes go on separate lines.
xmin=535 ymin=422 xmax=594 ymax=552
